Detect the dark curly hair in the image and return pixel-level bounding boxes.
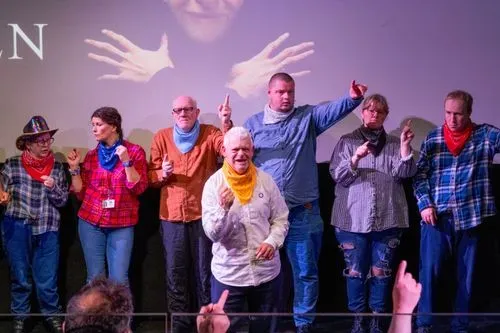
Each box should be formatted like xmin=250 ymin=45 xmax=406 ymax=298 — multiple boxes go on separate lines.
xmin=65 ymin=277 xmax=133 ymax=333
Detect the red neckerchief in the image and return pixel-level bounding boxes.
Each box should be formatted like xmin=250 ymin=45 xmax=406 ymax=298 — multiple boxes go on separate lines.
xmin=21 ymin=150 xmax=55 ymax=182
xmin=443 ymin=121 xmax=473 ymax=157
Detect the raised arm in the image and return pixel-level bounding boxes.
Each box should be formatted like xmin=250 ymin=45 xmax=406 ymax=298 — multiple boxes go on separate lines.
xmin=313 ymin=80 xmax=367 ymax=135
xmin=392 ymin=120 xmax=417 ymax=179
xmin=122 ymin=146 xmax=148 ymax=195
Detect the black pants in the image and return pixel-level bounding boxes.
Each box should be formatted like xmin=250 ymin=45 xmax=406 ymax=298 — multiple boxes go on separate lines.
xmin=161 ymin=219 xmax=212 ymax=333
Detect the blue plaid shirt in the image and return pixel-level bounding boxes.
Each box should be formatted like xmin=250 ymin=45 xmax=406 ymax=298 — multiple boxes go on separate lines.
xmin=1 ymin=156 xmax=69 ymax=235
xmin=413 ymin=124 xmax=500 ymax=230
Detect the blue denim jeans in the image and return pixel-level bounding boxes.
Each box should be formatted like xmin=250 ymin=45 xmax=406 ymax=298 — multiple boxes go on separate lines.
xmin=1 ymin=216 xmax=60 ymax=318
xmin=284 ymin=200 xmax=323 ymax=327
xmin=211 ymin=275 xmax=279 ymax=333
xmin=335 ymin=227 xmax=402 ymax=313
xmin=78 ymin=218 xmax=134 ymax=284
xmin=417 ymin=213 xmax=479 ymax=332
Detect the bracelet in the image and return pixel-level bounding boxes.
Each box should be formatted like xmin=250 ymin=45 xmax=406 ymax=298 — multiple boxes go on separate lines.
xmin=122 ymin=160 xmax=133 ymax=168
xmin=69 ymin=168 xmax=81 ymax=176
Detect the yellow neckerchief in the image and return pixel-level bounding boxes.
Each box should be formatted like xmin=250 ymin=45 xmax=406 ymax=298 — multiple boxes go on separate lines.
xmin=221 ymin=160 xmax=257 ymax=205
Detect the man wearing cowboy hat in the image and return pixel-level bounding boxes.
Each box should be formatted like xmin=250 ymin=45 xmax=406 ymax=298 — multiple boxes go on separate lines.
xmin=1 ymin=116 xmax=68 ymax=333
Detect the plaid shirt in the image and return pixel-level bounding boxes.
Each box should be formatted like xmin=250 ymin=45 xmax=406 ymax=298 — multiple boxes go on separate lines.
xmin=1 ymin=156 xmax=68 ymax=235
xmin=76 ymin=140 xmax=148 ymax=227
xmin=413 ymin=124 xmax=500 ymax=230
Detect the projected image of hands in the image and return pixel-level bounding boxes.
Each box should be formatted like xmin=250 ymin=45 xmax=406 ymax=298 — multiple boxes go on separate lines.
xmin=226 ymin=32 xmax=314 ymax=98
xmin=85 ymin=29 xmax=174 ymax=82
xmin=86 ymin=29 xmax=314 ymax=97
xmin=84 ymin=0 xmax=315 ymax=97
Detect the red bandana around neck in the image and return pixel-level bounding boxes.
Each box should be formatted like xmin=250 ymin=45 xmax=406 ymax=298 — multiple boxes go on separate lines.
xmin=21 ymin=150 xmax=55 ymax=182
xmin=443 ymin=122 xmax=473 ymax=157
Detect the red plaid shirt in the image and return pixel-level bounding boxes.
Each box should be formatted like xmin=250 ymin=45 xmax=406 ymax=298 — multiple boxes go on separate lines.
xmin=76 ymin=141 xmax=148 ymax=227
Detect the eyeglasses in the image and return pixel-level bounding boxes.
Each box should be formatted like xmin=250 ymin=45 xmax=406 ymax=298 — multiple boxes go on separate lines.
xmin=33 ymin=137 xmax=55 ymax=146
xmin=172 ymin=107 xmax=196 ymax=115
xmin=363 ymin=108 xmax=387 ymax=115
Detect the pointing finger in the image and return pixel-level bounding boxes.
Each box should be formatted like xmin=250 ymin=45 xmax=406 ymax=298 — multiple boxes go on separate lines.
xmin=396 ymin=260 xmax=407 ymax=282
xmin=216 ymin=289 xmax=229 ymax=308
xmin=223 ymin=94 xmax=230 ymax=107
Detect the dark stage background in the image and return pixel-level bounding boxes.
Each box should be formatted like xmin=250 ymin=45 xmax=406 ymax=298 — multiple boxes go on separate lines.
xmin=1 ymin=163 xmax=499 ymax=316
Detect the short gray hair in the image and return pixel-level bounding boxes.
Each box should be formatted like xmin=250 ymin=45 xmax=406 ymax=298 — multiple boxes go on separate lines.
xmin=223 ymin=126 xmax=253 ymax=148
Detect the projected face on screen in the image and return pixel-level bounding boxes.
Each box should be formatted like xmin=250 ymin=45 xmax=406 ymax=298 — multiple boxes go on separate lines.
xmin=166 ymin=0 xmax=244 ymax=43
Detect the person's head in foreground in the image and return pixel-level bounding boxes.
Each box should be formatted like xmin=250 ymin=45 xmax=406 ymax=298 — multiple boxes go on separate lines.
xmin=64 ymin=277 xmax=133 ymax=333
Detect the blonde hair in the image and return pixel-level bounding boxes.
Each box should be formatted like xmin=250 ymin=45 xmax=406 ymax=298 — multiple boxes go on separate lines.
xmin=362 ymin=94 xmax=389 ymax=114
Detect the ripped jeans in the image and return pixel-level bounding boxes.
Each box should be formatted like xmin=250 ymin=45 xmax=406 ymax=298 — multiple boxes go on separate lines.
xmin=335 ymin=227 xmax=402 ymax=313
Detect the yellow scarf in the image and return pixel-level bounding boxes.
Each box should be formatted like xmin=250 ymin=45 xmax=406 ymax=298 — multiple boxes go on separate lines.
xmin=221 ymin=160 xmax=257 ymax=205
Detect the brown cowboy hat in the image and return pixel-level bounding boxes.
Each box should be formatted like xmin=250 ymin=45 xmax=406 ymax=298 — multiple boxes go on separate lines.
xmin=15 ymin=116 xmax=58 ymax=150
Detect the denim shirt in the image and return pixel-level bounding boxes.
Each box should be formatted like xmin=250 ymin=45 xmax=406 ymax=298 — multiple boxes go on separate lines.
xmin=244 ymin=95 xmax=362 ymax=208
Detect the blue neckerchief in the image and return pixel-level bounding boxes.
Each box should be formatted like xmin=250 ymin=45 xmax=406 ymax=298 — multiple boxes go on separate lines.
xmin=173 ymin=120 xmax=200 ymax=154
xmin=97 ymin=139 xmax=122 ymax=171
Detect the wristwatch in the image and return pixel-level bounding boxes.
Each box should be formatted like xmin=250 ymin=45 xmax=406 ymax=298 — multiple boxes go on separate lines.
xmin=122 ymin=160 xmax=133 ymax=168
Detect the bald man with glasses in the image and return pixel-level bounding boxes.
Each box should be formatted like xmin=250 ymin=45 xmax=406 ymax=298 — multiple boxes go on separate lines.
xmin=148 ymin=95 xmax=232 ymax=333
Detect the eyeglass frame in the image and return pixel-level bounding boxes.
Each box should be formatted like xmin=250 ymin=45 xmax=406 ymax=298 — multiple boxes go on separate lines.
xmin=30 ymin=137 xmax=55 ymax=146
xmin=362 ymin=107 xmax=388 ymax=115
xmin=172 ymin=106 xmax=197 ymax=115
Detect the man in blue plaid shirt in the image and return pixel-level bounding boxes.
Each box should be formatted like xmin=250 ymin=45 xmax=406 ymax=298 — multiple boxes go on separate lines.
xmin=413 ymin=90 xmax=500 ymax=333
xmin=0 ymin=116 xmax=68 ymax=333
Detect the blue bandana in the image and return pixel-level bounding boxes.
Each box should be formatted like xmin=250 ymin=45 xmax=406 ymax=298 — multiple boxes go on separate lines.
xmin=173 ymin=120 xmax=200 ymax=154
xmin=97 ymin=139 xmax=122 ymax=171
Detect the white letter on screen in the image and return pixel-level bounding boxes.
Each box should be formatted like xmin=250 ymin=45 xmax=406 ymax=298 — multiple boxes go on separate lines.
xmin=8 ymin=23 xmax=47 ymax=60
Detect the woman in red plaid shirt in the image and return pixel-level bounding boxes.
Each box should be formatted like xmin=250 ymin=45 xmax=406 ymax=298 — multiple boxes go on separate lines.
xmin=66 ymin=107 xmax=148 ymax=284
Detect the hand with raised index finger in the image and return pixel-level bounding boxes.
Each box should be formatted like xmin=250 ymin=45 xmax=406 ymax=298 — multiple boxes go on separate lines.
xmin=66 ymin=148 xmax=81 ymax=170
xmin=351 ymin=141 xmax=372 ymax=169
xmin=85 ymin=29 xmax=174 ymax=83
xmin=401 ymin=119 xmax=415 ymax=145
xmin=211 ymin=289 xmax=230 ymax=333
xmin=218 ymin=94 xmax=232 ymax=125
xmin=392 ymin=260 xmax=422 ymax=314
xmin=162 ymin=154 xmax=173 ymax=179
xmin=400 ymin=119 xmax=415 ymax=157
xmin=355 ymin=141 xmax=372 ymax=159
xmin=196 ymin=290 xmax=230 ymax=333
xmin=349 ymin=80 xmax=368 ymax=99
xmin=226 ymin=32 xmax=314 ymax=98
